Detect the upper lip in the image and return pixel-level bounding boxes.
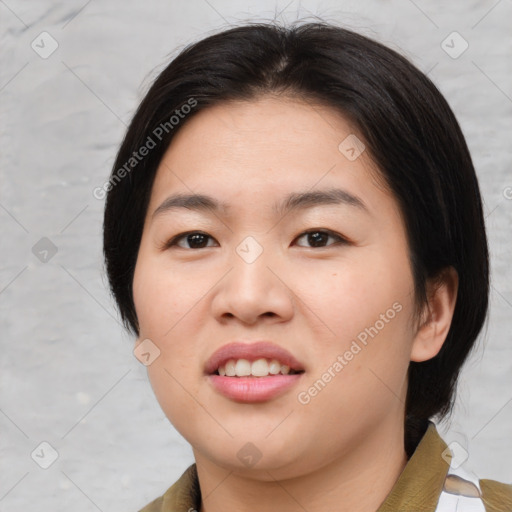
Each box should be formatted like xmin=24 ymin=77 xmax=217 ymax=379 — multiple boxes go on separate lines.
xmin=205 ymin=341 xmax=305 ymax=375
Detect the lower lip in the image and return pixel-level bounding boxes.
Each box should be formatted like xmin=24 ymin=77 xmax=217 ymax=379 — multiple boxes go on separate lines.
xmin=208 ymin=374 xmax=303 ymax=403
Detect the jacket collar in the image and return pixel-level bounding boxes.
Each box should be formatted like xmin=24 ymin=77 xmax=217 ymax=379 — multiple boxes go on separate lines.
xmin=377 ymin=422 xmax=450 ymax=511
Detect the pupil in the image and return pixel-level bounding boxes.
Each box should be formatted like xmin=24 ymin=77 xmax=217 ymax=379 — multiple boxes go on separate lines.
xmin=308 ymin=232 xmax=327 ymax=247
xmin=188 ymin=233 xmax=207 ymax=248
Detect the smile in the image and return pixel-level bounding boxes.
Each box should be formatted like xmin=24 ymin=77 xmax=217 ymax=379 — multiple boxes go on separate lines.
xmin=205 ymin=341 xmax=306 ymax=403
xmin=216 ymin=358 xmax=303 ymax=377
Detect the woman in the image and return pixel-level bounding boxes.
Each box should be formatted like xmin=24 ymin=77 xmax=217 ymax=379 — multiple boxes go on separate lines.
xmin=102 ymin=22 xmax=511 ymax=511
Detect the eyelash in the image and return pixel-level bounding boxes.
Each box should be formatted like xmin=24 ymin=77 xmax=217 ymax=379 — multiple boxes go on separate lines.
xmin=162 ymin=229 xmax=349 ymax=250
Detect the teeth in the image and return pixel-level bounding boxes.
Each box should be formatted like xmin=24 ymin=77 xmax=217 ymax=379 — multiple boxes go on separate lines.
xmin=251 ymin=358 xmax=269 ymax=377
xmin=225 ymin=360 xmax=236 ymax=377
xmin=216 ymin=358 xmax=299 ymax=377
xmin=268 ymin=359 xmax=281 ymax=374
xmin=234 ymin=359 xmax=251 ymax=376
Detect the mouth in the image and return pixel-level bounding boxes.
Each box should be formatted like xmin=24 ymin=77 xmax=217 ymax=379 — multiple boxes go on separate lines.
xmin=214 ymin=358 xmax=304 ymax=377
xmin=205 ymin=341 xmax=305 ymax=403
xmin=205 ymin=341 xmax=305 ymax=376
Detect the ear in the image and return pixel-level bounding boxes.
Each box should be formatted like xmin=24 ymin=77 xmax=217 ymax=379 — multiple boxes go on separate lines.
xmin=411 ymin=266 xmax=458 ymax=362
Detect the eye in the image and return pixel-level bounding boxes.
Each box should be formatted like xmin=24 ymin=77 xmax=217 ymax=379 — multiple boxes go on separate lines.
xmin=162 ymin=229 xmax=348 ymax=250
xmin=294 ymin=229 xmax=348 ymax=248
xmin=164 ymin=231 xmax=218 ymax=250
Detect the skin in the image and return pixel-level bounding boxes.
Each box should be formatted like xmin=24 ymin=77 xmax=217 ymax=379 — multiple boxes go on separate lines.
xmin=132 ymin=96 xmax=458 ymax=512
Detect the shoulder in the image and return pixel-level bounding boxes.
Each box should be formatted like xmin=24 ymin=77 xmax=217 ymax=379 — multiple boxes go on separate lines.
xmin=479 ymin=478 xmax=512 ymax=512
xmin=138 ymin=495 xmax=164 ymax=512
xmin=137 ymin=464 xmax=199 ymax=512
xmin=438 ymin=462 xmax=512 ymax=512
xmin=423 ymin=423 xmax=512 ymax=512
xmin=378 ymin=423 xmax=511 ymax=512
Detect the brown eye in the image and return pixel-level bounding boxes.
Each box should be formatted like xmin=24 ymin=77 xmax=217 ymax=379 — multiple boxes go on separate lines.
xmin=166 ymin=231 xmax=217 ymax=249
xmin=295 ymin=229 xmax=347 ymax=248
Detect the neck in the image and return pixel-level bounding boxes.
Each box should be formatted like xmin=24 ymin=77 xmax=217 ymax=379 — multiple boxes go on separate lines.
xmin=195 ymin=417 xmax=408 ymax=512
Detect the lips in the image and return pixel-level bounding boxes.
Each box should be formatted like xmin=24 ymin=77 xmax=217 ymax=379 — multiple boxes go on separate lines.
xmin=204 ymin=341 xmax=305 ymax=376
xmin=205 ymin=341 xmax=306 ymax=403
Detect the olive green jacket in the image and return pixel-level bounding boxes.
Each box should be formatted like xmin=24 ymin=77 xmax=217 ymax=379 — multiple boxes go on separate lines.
xmin=139 ymin=424 xmax=512 ymax=511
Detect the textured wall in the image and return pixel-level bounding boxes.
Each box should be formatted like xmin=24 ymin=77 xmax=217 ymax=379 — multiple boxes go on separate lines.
xmin=1 ymin=1 xmax=510 ymax=511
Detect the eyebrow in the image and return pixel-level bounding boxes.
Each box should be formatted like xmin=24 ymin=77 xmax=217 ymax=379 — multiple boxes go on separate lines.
xmin=151 ymin=188 xmax=369 ymax=220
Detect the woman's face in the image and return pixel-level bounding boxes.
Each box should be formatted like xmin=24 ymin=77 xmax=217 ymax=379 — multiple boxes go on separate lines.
xmin=133 ymin=96 xmax=421 ymax=479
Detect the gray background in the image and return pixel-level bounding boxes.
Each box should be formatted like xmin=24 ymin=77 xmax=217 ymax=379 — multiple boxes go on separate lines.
xmin=1 ymin=1 xmax=511 ymax=511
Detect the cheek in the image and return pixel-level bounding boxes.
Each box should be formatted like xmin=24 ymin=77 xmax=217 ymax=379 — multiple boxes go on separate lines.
xmin=133 ymin=255 xmax=202 ymax=391
xmin=133 ymin=253 xmax=206 ymax=340
xmin=293 ymin=253 xmax=412 ymax=347
xmin=292 ymin=247 xmax=414 ymax=400
xmin=134 ymin=262 xmax=209 ymax=440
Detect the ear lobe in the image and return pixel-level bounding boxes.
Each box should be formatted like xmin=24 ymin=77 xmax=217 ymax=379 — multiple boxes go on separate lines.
xmin=411 ymin=266 xmax=459 ymax=363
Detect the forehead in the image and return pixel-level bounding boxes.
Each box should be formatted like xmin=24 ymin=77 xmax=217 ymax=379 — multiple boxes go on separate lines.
xmin=168 ymin=96 xmax=360 ymax=157
xmin=147 ymin=96 xmax=393 ymax=220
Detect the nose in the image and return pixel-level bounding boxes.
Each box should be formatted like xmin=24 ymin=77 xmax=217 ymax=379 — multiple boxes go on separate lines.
xmin=210 ymin=246 xmax=294 ymax=326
